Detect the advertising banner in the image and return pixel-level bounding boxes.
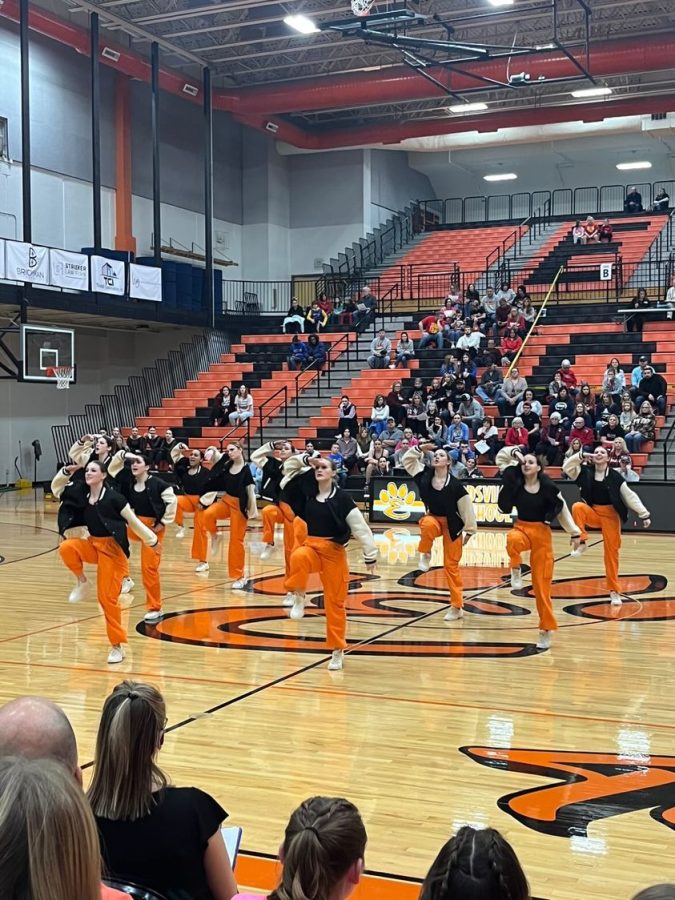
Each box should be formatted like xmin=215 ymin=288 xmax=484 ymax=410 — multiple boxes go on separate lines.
xmin=129 ymin=263 xmax=162 ymax=302
xmin=91 ymin=255 xmax=126 ymax=295
xmin=49 ymin=248 xmax=89 ymax=291
xmin=4 ymin=240 xmax=50 ymax=284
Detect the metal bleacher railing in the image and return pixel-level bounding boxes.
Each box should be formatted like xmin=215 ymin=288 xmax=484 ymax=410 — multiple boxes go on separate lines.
xmin=51 ymin=330 xmax=232 ymax=465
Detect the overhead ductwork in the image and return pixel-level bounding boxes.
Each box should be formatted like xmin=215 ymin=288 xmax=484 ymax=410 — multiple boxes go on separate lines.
xmin=1 ymin=0 xmax=674 ymax=150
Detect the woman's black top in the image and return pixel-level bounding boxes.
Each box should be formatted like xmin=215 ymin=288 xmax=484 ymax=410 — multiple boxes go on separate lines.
xmin=128 ymin=485 xmax=156 ymax=519
xmin=84 ymin=503 xmax=110 ymax=537
xmin=414 ymin=470 xmax=467 ymax=539
xmin=512 ymin=487 xmax=549 ymax=522
xmin=591 ymin=478 xmax=611 ymax=506
xmin=203 ymin=459 xmax=254 ymax=517
xmin=305 ymin=491 xmax=356 ymax=538
xmin=175 ymin=462 xmax=212 ymax=496
xmin=222 ymin=466 xmax=252 ymax=499
xmin=96 ymin=787 xmax=226 ymax=900
xmin=498 ymin=464 xmax=563 ymax=525
xmin=59 ymin=483 xmax=133 ymax=555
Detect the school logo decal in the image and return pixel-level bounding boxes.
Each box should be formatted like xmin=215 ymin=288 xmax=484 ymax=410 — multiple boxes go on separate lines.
xmin=462 ymin=746 xmax=675 ymax=836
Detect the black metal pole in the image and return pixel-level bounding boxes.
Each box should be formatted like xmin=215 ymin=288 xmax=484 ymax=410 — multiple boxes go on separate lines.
xmin=203 ymin=66 xmax=214 ymax=327
xmin=90 ymin=12 xmax=102 ymax=252
xmin=151 ymin=42 xmax=162 ymax=264
xmin=19 ymin=0 xmax=31 ymax=244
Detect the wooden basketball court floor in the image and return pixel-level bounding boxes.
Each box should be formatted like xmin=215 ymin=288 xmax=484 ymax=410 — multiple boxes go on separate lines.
xmin=1 ymin=487 xmax=675 ymax=900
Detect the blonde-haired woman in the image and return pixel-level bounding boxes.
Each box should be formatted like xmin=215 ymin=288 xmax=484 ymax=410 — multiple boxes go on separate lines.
xmin=89 ymin=680 xmax=238 ymax=900
xmin=0 ymin=755 xmax=120 ymax=900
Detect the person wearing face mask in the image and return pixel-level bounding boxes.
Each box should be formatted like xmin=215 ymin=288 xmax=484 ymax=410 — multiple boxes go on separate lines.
xmin=402 ymin=443 xmax=477 ymax=622
xmin=563 ymin=444 xmax=650 ymax=606
xmin=497 ymin=447 xmax=581 ymax=650
xmin=51 ymin=460 xmax=160 ymax=663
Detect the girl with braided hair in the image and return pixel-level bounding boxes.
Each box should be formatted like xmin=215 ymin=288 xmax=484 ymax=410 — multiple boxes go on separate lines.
xmin=231 ymin=796 xmax=367 ymax=900
xmin=420 ymin=825 xmax=530 ymax=900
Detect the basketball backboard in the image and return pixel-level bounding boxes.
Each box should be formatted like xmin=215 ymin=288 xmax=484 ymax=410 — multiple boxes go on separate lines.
xmin=20 ymin=323 xmax=75 ymax=383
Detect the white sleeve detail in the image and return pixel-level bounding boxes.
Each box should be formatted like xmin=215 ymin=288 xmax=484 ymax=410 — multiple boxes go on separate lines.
xmin=457 ymin=494 xmax=477 ymax=534
xmin=561 ymin=450 xmax=583 ymax=481
xmin=51 ymin=468 xmax=71 ymax=499
xmin=619 ymin=482 xmax=649 ymax=519
xmin=250 ymin=442 xmax=275 ymax=468
xmin=401 ymin=447 xmax=425 ymax=476
xmin=346 ymin=508 xmax=378 ymax=562
xmin=120 ymin=505 xmax=158 ymax=546
xmin=495 ymin=446 xmax=520 ymax=472
xmin=246 ymin=484 xmax=259 ymax=520
xmin=107 ymin=450 xmax=126 ymax=479
xmin=69 ymin=440 xmax=91 ymax=467
xmin=160 ymin=486 xmax=177 ymax=525
xmin=556 ymin=496 xmax=581 ymax=536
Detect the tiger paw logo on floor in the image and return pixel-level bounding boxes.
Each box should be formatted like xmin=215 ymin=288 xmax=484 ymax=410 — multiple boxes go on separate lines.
xmin=376 ymin=482 xmax=425 ymax=521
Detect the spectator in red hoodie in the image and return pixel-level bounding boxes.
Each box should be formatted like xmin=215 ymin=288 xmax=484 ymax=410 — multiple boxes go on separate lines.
xmin=567 ymin=416 xmax=595 ymax=452
xmin=418 ymin=314 xmax=444 ymax=350
xmin=558 ymin=359 xmax=578 ymax=396
xmin=505 ymin=417 xmax=529 ymax=453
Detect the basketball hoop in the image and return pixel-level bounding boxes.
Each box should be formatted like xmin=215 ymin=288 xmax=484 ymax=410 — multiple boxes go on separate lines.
xmin=351 ymin=0 xmax=374 ymax=16
xmin=47 ymin=366 xmax=74 ymax=390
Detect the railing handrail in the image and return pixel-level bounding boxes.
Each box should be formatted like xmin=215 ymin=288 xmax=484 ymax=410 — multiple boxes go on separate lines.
xmin=663 ymin=416 xmax=675 ymax=481
xmin=258 ymin=384 xmax=288 ymax=440
xmin=506 ymin=265 xmax=564 ymax=378
xmin=218 ymin=418 xmax=251 ymax=458
xmin=292 ymin=332 xmax=355 ymax=416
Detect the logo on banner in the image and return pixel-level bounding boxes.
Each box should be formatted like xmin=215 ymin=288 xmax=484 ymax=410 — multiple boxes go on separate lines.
xmin=101 ymin=263 xmax=118 ymax=289
xmin=129 ymin=263 xmax=162 ymax=302
xmin=50 ymin=249 xmax=89 ymax=291
xmin=5 ymin=241 xmax=50 ymax=283
xmin=91 ymin=255 xmax=126 ymax=295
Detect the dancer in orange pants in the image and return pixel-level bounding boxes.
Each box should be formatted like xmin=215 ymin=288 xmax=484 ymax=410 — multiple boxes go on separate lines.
xmin=284 ymin=456 xmax=376 ymax=670
xmin=563 ymin=445 xmax=650 ymax=605
xmin=170 ymin=444 xmax=212 ymax=542
xmin=251 ymin=441 xmax=298 ymax=570
xmin=52 ymin=460 xmax=160 ymax=664
xmin=497 ymin=447 xmax=581 ymax=650
xmin=402 ymin=444 xmax=477 ymax=621
xmin=193 ymin=443 xmax=258 ymax=587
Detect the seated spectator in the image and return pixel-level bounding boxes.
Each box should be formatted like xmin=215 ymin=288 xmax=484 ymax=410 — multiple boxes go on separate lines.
xmin=494 ymin=296 xmax=512 ymax=338
xmin=619 ymin=455 xmax=640 ymax=481
xmin=337 ymin=296 xmax=358 ymax=325
xmin=573 ymin=401 xmax=594 ymax=429
xmin=475 ymin=415 xmax=500 ymax=461
xmin=476 ymin=361 xmax=503 ymax=403
xmin=598 ymin=218 xmax=614 ymax=242
xmin=316 ymin=291 xmax=333 ymax=321
xmin=445 ymin=413 xmax=469 ymax=451
xmin=625 ymin=400 xmax=656 ymax=451
xmin=363 ymin=439 xmax=389 ymax=487
xmin=375 ymin=455 xmax=391 ymax=479
xmin=516 ymin=388 xmax=542 ymax=417
xmin=367 ymin=329 xmax=392 ymax=369
xmin=521 ymin=297 xmax=537 ymax=332
xmin=210 ymin=385 xmax=233 ymax=426
xmin=395 ymin=331 xmax=416 ymax=368
xmin=427 ymin=415 xmax=447 ymax=447
xmin=463 ymin=281 xmax=480 ymax=314
xmin=496 ymin=281 xmax=516 ymax=305
xmin=496 ymin=366 xmax=528 ymax=418
xmin=631 ymin=355 xmax=650 ymax=397
xmin=439 ymin=352 xmax=458 ymax=377
xmin=449 ymin=455 xmax=468 ymax=479
xmin=636 ymin=365 xmax=667 ymax=414
xmin=287 ymin=336 xmax=308 ymax=372
xmin=418 ymin=313 xmax=444 ymax=350
xmin=355 ymin=424 xmax=371 ymax=459
xmin=547 ymin=370 xmax=564 ymax=402
xmin=89 ymin=681 xmax=237 ymax=900
xmin=369 ymin=394 xmax=390 ymax=437
xmin=392 ymin=439 xmax=411 ymax=468
xmin=467 ymin=298 xmax=486 ymax=331
xmin=601 ymin=364 xmax=624 ymax=398
xmin=666 ymin=274 xmax=675 ymax=319
xmin=519 ymin=401 xmax=541 ymax=451
xmin=229 ymin=384 xmax=254 ymax=428
xmin=457 ymin=393 xmax=484 ymax=435
xmin=306 ymin=333 xmax=327 ymax=371
xmin=476 ymin=338 xmax=502 ymax=368
xmin=283 ymin=298 xmax=305 ymax=334
xmin=578 ymin=382 xmax=595 ymax=415
xmin=572 ymin=220 xmax=586 ymax=245
xmin=627 ymin=288 xmax=651 ymax=333
xmin=455 ymin=324 xmax=482 ymax=357
xmin=595 ymin=390 xmax=619 ymax=433
xmin=535 ymin=411 xmax=566 ymax=466
xmin=406 ymin=393 xmax=429 ymax=436
xmin=500 ymin=326 xmax=522 ymax=364
xmin=558 ymin=358 xmax=578 ymax=394
xmin=457 ymin=352 xmax=478 ymax=389
xmin=336 ymin=428 xmax=358 ymax=472
xmin=328 ymin=444 xmax=348 ymax=487
xmin=514 ymin=284 xmax=530 ymax=306
xmin=305 ymin=300 xmax=328 ymax=333
xmin=386 ymin=381 xmax=408 ymax=425
xmin=549 ymin=386 xmax=575 ymax=426
xmin=380 ymin=417 xmax=404 ymax=451
xmin=337 ymin=395 xmax=358 ymax=434
xmin=603 ymin=435 xmax=631 ymax=469
xmin=505 ymin=417 xmax=529 ymax=453
xmin=396 ymin=427 xmax=420 ymax=453
xmin=144 ymin=426 xmax=162 ymax=466
xmin=619 ymin=397 xmax=636 ymax=432
xmin=126 ymin=426 xmax=145 ymax=454
xmin=481 ymin=286 xmax=498 ymax=329
xmin=505 ymin=305 xmax=526 ymax=337
xmin=158 ymin=428 xmax=179 ymax=471
xmin=409 ymin=376 xmax=428 ymax=401
xmin=420 ymin=825 xmax=529 ymax=900
xmin=568 ymin=416 xmax=595 ymax=452
xmin=624 ymin=185 xmax=644 ymax=214
xmin=464 ymin=457 xmax=484 ymax=479
xmin=110 ymin=427 xmax=126 ymax=452
xmin=584 ymin=215 xmax=599 ymax=242
xmin=563 ymin=438 xmax=584 ymax=475
xmin=653 ymin=188 xmax=671 ymax=212
xmin=599 ymin=413 xmax=625 ymax=443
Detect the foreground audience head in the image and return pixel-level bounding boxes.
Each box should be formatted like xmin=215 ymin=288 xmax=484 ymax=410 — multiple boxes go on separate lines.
xmin=633 ymin=888 xmax=675 ymax=900
xmin=87 ymin=680 xmax=167 ymax=821
xmin=0 ymin=756 xmax=102 ymax=900
xmin=0 ymin=695 xmax=81 ymax=783
xmin=420 ymin=826 xmax=529 ymax=900
xmin=270 ymin=796 xmax=367 ymax=900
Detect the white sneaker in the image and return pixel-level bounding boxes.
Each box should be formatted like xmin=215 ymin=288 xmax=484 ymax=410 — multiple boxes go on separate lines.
xmin=232 ymin=578 xmax=249 ymax=590
xmin=144 ymin=610 xmax=162 ymax=623
xmin=570 ymin=542 xmax=587 ymax=558
xmin=175 ymin=527 xmax=185 ymax=539
xmin=195 ymin=562 xmax=209 ymax=573
xmin=419 ymin=552 xmax=432 ymax=572
xmin=107 ymin=645 xmax=125 ymax=664
xmin=328 ymin=649 xmax=344 ymax=670
xmin=211 ymin=531 xmax=222 ymax=547
xmin=444 ymin=607 xmax=464 ymax=622
xmin=510 ymin=567 xmax=523 ymax=589
xmin=260 ymin=544 xmax=274 ymax=560
xmin=536 ymin=630 xmax=551 ymax=650
xmin=68 ymin=581 xmax=88 ymax=603
xmin=610 ymin=591 xmax=623 ymax=606
xmin=120 ymin=577 xmax=134 ymax=594
xmin=283 ymin=591 xmax=295 ymax=607
xmin=289 ymin=592 xmax=307 ymax=620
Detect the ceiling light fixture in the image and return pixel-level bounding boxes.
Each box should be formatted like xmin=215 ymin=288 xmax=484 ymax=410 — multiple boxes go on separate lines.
xmin=570 ymin=86 xmax=612 ymax=98
xmin=448 ymin=102 xmax=488 ymax=113
xmin=483 ymin=173 xmax=518 ymax=182
xmin=283 ymin=14 xmax=319 ymax=34
xmin=182 ymin=83 xmax=199 ymax=97
xmin=488 ymin=0 xmax=514 ymax=6
xmin=101 ymin=47 xmax=121 ymax=62
xmin=616 ymin=161 xmax=652 ymax=171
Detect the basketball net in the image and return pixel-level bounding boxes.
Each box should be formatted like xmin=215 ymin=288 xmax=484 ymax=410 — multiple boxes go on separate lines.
xmin=47 ymin=366 xmax=73 ymax=390
xmin=351 ymin=0 xmax=374 ymax=16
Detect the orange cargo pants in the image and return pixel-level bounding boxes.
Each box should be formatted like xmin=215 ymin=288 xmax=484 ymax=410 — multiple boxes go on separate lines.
xmin=507 ymin=520 xmax=557 ymax=631
xmin=175 ymin=494 xmax=200 ymax=527
xmin=572 ymin=502 xmax=622 ymax=593
xmin=285 ymin=536 xmax=349 ymax=650
xmin=419 ymin=514 xmax=464 ymax=609
xmin=262 ymin=501 xmax=306 ymax=574
xmin=128 ymin=516 xmax=164 ymax=611
xmin=59 ymin=536 xmax=127 ymax=645
xmin=194 ymin=494 xmax=247 ymax=579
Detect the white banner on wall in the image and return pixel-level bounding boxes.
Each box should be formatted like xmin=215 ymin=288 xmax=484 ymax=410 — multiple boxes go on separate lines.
xmin=5 ymin=241 xmax=50 ymax=284
xmin=0 ymin=239 xmax=5 ymax=280
xmin=91 ymin=255 xmax=126 ymax=295
xmin=50 ymin=248 xmax=89 ymax=291
xmin=129 ymin=263 xmax=162 ymax=302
